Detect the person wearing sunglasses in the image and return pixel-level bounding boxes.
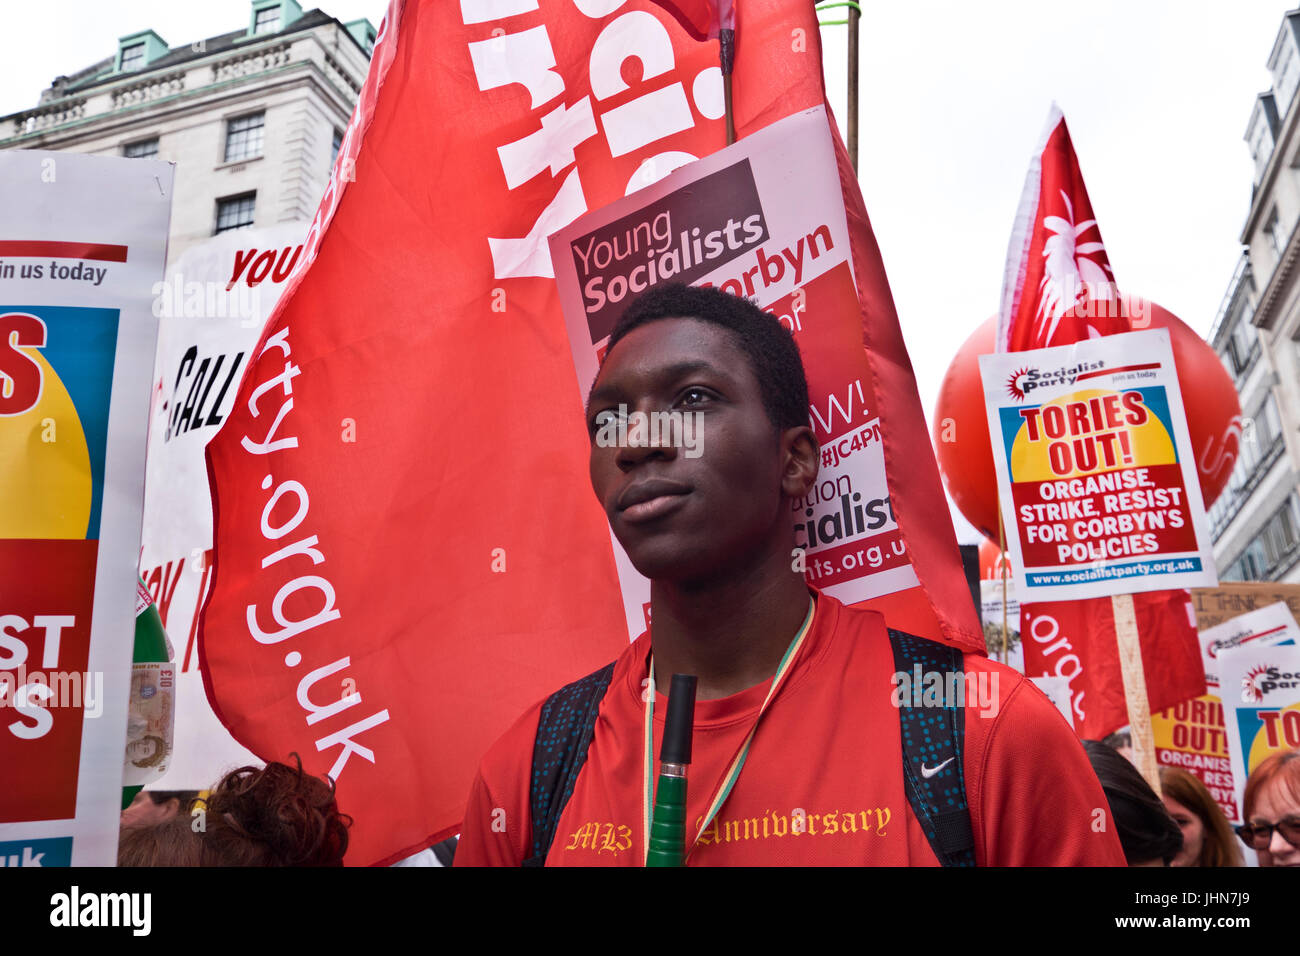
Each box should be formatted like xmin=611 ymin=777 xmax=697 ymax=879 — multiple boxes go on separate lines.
xmin=1237 ymin=749 xmax=1300 ymax=867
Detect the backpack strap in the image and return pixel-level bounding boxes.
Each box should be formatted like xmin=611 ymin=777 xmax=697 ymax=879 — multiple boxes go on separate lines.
xmin=523 ymin=661 xmax=616 ymax=867
xmin=888 ymin=629 xmax=976 ymax=867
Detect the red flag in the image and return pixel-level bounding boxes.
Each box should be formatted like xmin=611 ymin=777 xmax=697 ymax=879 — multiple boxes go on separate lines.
xmin=1021 ymin=590 xmax=1204 ymax=739
xmin=649 ymin=0 xmax=735 ymax=40
xmin=998 ymin=106 xmax=1128 ymax=352
xmin=999 ymin=105 xmax=1206 ymax=733
xmin=200 ymin=0 xmax=980 ymax=865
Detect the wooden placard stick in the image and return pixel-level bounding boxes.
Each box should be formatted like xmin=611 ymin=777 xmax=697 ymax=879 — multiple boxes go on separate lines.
xmin=998 ymin=500 xmax=1009 ymax=664
xmin=1111 ymin=591 xmax=1161 ymax=797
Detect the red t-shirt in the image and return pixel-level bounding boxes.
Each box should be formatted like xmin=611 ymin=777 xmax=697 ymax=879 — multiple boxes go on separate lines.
xmin=456 ymin=591 xmax=1126 ymax=866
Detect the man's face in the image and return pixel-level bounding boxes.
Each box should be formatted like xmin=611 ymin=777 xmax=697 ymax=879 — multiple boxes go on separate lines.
xmin=587 ymin=317 xmax=804 ymax=583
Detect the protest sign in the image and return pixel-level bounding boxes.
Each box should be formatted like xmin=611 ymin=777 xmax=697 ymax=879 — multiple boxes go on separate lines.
xmin=551 ymin=106 xmax=919 ymax=631
xmin=979 ymin=329 xmax=1215 ymax=603
xmin=139 ymin=226 xmax=306 ymax=788
xmin=1191 ymin=583 xmax=1300 ymax=631
xmin=0 ymin=150 xmax=172 ymax=865
xmin=1219 ymin=633 xmax=1300 ymax=824
xmin=1154 ymin=602 xmax=1299 ymax=823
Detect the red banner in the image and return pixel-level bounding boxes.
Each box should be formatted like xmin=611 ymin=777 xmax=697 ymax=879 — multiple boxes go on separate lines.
xmin=201 ymin=0 xmax=980 ymax=865
xmin=1021 ymin=589 xmax=1204 ymax=739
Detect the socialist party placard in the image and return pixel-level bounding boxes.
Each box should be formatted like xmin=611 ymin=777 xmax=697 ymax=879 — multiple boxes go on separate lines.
xmin=1153 ymin=601 xmax=1299 ymax=824
xmin=0 ymin=151 xmax=173 ymax=865
xmin=979 ymin=330 xmax=1216 ymax=602
xmin=550 ymin=106 xmax=917 ymax=639
xmin=1220 ymin=638 xmax=1300 ymax=826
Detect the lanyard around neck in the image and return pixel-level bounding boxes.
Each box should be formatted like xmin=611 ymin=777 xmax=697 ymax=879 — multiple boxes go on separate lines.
xmin=641 ymin=596 xmax=816 ymax=865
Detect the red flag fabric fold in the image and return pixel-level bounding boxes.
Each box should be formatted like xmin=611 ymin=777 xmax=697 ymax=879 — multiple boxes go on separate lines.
xmin=649 ymin=0 xmax=736 ymax=40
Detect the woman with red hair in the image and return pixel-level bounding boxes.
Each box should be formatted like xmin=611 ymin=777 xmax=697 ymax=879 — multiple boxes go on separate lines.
xmin=1238 ymin=749 xmax=1300 ymax=868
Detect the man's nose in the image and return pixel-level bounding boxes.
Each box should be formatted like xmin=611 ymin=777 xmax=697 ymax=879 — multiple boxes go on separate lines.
xmin=615 ymin=409 xmax=679 ymax=471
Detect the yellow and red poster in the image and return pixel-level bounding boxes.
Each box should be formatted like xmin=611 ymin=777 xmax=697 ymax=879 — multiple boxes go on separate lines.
xmin=0 ymin=150 xmax=173 ymax=865
xmin=978 ymin=329 xmax=1216 ymax=603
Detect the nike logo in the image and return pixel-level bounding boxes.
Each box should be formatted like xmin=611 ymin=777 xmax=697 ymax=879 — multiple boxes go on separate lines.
xmin=920 ymin=757 xmax=954 ymax=779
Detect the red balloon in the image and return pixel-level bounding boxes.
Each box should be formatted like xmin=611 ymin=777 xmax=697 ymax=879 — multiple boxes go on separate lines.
xmin=933 ymin=297 xmax=1242 ymax=541
xmin=978 ymin=538 xmax=1012 ymax=580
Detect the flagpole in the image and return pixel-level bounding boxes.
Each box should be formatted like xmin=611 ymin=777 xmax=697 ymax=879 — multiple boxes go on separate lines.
xmin=997 ymin=501 xmax=1008 ymax=665
xmin=1111 ymin=592 xmax=1162 ymax=797
xmin=847 ymin=0 xmax=859 ymax=172
xmin=720 ymin=28 xmax=735 ymax=145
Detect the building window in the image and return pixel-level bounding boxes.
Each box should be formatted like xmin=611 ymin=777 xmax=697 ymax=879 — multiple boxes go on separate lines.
xmin=1226 ymin=493 xmax=1300 ymax=580
xmin=1249 ymin=108 xmax=1276 ymax=181
xmin=1267 ymin=208 xmax=1289 ymax=256
xmin=224 ymin=112 xmax=265 ymax=164
xmin=331 ymin=127 xmax=343 ymax=166
xmin=120 ymin=42 xmax=146 ymax=72
xmin=1261 ymin=493 xmax=1300 ymax=570
xmin=1258 ymin=395 xmax=1283 ymax=448
xmin=215 ymin=193 xmax=256 ymax=234
xmin=123 ymin=138 xmax=159 ymax=159
xmin=1278 ymin=39 xmax=1300 ymax=110
xmin=254 ymin=6 xmax=282 ymax=34
xmin=1227 ymin=312 xmax=1258 ymax=377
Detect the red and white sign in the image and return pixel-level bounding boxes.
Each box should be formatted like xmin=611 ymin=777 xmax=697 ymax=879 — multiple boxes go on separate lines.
xmin=979 ymin=330 xmax=1215 ymax=603
xmin=551 ymin=107 xmax=920 ymax=630
xmin=139 ymin=225 xmax=307 ymax=789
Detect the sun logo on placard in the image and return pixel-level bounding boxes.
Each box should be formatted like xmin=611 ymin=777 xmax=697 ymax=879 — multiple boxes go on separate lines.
xmin=1005 ymin=367 xmax=1031 ymax=402
xmin=1242 ymin=664 xmax=1269 ymax=704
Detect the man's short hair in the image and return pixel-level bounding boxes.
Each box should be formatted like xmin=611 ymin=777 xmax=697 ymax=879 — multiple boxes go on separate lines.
xmin=603 ymin=283 xmax=810 ymax=432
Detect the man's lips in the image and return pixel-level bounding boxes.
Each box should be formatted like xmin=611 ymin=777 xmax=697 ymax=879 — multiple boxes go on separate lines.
xmin=616 ymin=479 xmax=691 ymax=523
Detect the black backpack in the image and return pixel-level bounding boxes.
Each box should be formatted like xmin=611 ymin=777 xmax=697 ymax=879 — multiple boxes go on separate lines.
xmin=522 ymin=628 xmax=975 ymax=866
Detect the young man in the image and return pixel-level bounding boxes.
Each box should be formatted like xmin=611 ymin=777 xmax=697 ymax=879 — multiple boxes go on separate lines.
xmin=456 ymin=283 xmax=1125 ymax=866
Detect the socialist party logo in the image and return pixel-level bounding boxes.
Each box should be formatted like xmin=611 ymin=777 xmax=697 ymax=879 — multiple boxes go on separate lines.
xmin=1241 ymin=664 xmax=1300 ymax=703
xmin=1004 ymin=360 xmax=1107 ymax=402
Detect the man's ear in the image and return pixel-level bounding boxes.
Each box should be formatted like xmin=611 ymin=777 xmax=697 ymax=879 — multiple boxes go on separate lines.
xmin=780 ymin=425 xmax=819 ymax=500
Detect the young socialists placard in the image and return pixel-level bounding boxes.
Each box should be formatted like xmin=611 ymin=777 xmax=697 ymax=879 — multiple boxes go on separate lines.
xmin=979 ymin=329 xmax=1215 ymax=603
xmin=551 ymin=107 xmax=916 ymax=637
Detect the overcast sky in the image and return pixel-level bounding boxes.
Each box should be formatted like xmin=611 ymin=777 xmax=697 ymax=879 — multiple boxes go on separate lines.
xmin=2 ymin=1 xmax=1290 ymax=541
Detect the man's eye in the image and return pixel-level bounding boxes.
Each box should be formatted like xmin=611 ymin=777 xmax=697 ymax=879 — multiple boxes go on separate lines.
xmin=591 ymin=408 xmax=621 ymax=432
xmin=678 ymin=387 xmax=712 ymax=407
